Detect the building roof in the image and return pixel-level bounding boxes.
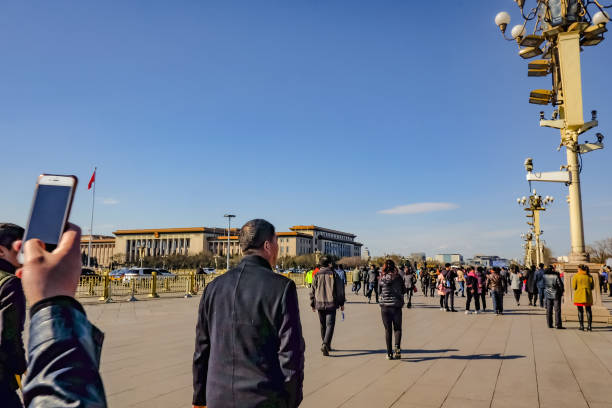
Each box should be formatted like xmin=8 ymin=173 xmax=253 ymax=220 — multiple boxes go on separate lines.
xmin=80 ymin=236 xmax=115 ymax=244
xmin=289 ymin=225 xmax=356 ymax=238
xmin=277 ymin=232 xmax=313 ymax=238
xmin=113 ymin=227 xmax=236 ymax=235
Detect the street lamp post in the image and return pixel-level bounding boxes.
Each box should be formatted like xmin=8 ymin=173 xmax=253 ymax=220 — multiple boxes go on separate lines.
xmin=521 ymin=232 xmax=535 ymax=267
xmin=223 ymin=214 xmax=236 ymax=271
xmin=518 ymin=192 xmax=554 ymax=265
xmin=495 ymin=3 xmax=608 ymax=262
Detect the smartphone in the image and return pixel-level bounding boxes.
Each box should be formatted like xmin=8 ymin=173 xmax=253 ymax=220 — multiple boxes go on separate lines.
xmin=19 ymin=175 xmax=78 ymax=262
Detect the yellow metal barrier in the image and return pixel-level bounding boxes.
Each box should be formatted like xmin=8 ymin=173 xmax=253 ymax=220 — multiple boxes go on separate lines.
xmin=149 ymin=272 xmax=160 ymax=298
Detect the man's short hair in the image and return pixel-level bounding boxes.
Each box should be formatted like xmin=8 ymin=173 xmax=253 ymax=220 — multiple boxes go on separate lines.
xmin=0 ymin=223 xmax=24 ymax=250
xmin=319 ymin=256 xmax=332 ymax=268
xmin=239 ymin=219 xmax=275 ymax=254
xmin=539 ymin=263 xmax=544 ymax=268
xmin=445 ymin=263 xmax=451 ymax=268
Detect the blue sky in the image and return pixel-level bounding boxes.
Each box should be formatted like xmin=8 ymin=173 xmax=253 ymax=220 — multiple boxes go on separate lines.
xmin=1 ymin=1 xmax=610 ymax=260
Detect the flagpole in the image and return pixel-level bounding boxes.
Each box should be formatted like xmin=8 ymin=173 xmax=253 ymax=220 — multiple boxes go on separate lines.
xmin=87 ymin=167 xmax=97 ymax=268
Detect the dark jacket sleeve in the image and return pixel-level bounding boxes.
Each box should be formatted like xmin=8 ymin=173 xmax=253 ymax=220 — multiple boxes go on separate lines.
xmin=23 ymin=296 xmax=107 ymax=408
xmin=334 ymin=275 xmax=346 ymax=307
xmin=278 ymin=280 xmax=305 ymax=408
xmin=0 ymin=277 xmax=27 ymax=381
xmin=192 ymin=287 xmax=211 ymax=406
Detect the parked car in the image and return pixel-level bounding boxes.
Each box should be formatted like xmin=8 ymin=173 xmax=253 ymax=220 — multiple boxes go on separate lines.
xmin=122 ymin=268 xmax=156 ymax=284
xmin=81 ymin=268 xmax=101 ymax=282
xmin=109 ymin=268 xmax=129 ymax=281
xmin=155 ymin=268 xmax=177 ymax=278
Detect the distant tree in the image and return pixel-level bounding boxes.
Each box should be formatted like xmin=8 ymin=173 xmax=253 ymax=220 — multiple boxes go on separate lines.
xmin=587 ymin=237 xmax=612 ymax=264
xmin=542 ymin=245 xmax=553 ymax=265
xmin=338 ymin=256 xmax=367 ymax=268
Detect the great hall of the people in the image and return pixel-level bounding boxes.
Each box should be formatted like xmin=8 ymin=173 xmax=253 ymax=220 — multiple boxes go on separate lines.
xmin=81 ymin=225 xmax=362 ymax=267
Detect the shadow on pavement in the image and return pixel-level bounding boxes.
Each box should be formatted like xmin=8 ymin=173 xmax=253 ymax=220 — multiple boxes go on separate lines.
xmin=329 ymin=348 xmax=459 ymax=358
xmin=402 ymin=353 xmax=525 ymax=362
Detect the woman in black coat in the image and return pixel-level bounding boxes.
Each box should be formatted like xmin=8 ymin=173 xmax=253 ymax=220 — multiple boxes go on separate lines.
xmin=378 ymin=259 xmax=406 ymax=360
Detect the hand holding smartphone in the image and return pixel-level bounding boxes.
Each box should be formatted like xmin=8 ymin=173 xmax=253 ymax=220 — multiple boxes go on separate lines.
xmin=18 ymin=175 xmax=78 ymax=263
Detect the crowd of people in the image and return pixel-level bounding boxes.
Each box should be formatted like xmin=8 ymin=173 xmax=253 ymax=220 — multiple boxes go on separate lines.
xmin=0 ymin=218 xmax=608 ymax=407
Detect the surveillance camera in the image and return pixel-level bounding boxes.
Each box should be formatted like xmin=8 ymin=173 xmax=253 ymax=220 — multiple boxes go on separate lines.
xmin=539 ymin=111 xmax=545 ymax=120
xmin=592 ymin=110 xmax=597 ymax=120
xmin=524 ymin=157 xmax=533 ymax=173
xmin=596 ymin=133 xmax=604 ymax=143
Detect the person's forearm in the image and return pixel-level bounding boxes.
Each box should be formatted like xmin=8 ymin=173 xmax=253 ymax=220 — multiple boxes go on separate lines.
xmin=24 ymin=297 xmax=107 ymax=407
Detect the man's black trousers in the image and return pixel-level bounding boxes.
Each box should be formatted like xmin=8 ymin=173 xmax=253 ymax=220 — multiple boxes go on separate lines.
xmin=318 ymin=310 xmax=336 ymax=347
xmin=545 ymin=298 xmax=562 ymax=328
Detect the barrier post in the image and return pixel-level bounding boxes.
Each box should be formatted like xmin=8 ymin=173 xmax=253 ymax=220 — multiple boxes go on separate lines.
xmin=184 ymin=276 xmax=192 ymax=298
xmin=164 ymin=277 xmax=170 ymax=292
xmin=149 ymin=272 xmax=160 ymax=298
xmin=88 ymin=278 xmax=95 ymax=296
xmin=189 ymin=272 xmax=197 ymax=295
xmin=127 ymin=278 xmax=138 ymax=302
xmin=99 ymin=273 xmax=110 ymax=302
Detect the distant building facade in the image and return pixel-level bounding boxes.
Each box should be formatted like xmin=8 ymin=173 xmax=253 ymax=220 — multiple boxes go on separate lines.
xmin=362 ymin=247 xmax=371 ymax=260
xmin=289 ymin=225 xmax=362 ymax=258
xmin=409 ymin=252 xmax=426 ymax=263
xmin=92 ymin=224 xmax=363 ymax=265
xmin=465 ymin=255 xmax=510 ymax=268
xmin=80 ymin=235 xmax=115 ymax=267
xmin=434 ymin=253 xmax=464 ymax=265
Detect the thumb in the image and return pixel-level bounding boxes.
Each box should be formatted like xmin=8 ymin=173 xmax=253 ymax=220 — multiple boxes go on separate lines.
xmin=23 ymin=239 xmax=46 ymax=264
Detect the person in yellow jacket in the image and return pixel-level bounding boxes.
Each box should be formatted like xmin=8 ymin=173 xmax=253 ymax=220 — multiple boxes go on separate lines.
xmin=305 ymin=269 xmax=313 ymax=288
xmin=572 ymin=264 xmax=594 ymax=331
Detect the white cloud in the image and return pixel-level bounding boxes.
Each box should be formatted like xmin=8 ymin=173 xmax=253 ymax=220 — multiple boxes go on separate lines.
xmin=102 ymin=198 xmax=119 ymax=205
xmin=378 ymin=202 xmax=458 ymax=215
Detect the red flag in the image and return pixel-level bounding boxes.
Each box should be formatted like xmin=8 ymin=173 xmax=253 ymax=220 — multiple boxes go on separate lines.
xmin=88 ymin=170 xmax=96 ymax=190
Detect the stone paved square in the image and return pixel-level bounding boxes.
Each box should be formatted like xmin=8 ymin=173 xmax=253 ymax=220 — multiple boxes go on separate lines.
xmin=66 ymin=288 xmax=612 ymax=408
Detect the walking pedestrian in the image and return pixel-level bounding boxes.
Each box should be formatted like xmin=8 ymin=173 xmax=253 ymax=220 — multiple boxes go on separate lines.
xmin=361 ymin=266 xmax=369 ymax=296
xmin=607 ymin=266 xmax=612 ymax=297
xmin=441 ymin=264 xmax=458 ymax=312
xmin=193 ymin=219 xmax=305 ymax=408
xmin=311 ymin=256 xmax=346 ymax=355
xmin=305 ymin=268 xmax=313 ymax=288
xmin=335 ymin=264 xmax=347 ymax=286
xmin=572 ymin=264 xmax=594 ymax=331
xmin=378 ymin=259 xmax=405 ymax=360
xmin=535 ymin=263 xmax=546 ymax=308
xmin=525 ymin=265 xmax=537 ymax=306
xmin=403 ymin=266 xmax=416 ymax=308
xmin=436 ymin=270 xmax=445 ymax=310
xmin=487 ymin=267 xmax=506 ymax=315
xmin=543 ymin=265 xmax=564 ymax=329
xmin=465 ymin=267 xmax=480 ymax=314
xmin=352 ymin=267 xmax=361 ymax=294
xmin=509 ymin=265 xmax=523 ymax=306
xmin=0 ymin=223 xmax=27 ymax=408
xmin=421 ymin=268 xmax=429 ymax=296
xmin=599 ymin=267 xmax=608 ymax=294
xmin=456 ymin=267 xmax=465 ymax=297
xmin=367 ymin=264 xmax=379 ymax=303
xmin=429 ymin=268 xmax=437 ymax=298
xmin=476 ymin=267 xmax=487 ymax=311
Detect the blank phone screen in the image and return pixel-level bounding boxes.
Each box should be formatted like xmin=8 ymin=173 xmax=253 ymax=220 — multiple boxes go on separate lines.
xmin=25 ymin=185 xmax=71 ymax=250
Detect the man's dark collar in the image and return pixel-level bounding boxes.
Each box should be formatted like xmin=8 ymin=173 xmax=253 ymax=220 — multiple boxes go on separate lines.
xmin=0 ymin=258 xmax=16 ymax=274
xmin=241 ymin=254 xmax=273 ymax=270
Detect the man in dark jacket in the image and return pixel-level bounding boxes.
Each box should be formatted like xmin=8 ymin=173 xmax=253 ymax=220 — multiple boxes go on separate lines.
xmin=19 ymin=223 xmax=107 ymax=407
xmin=543 ymin=266 xmax=565 ymax=329
xmin=0 ymin=223 xmax=27 ymax=407
xmin=525 ymin=265 xmax=537 ymax=306
xmin=441 ymin=264 xmax=458 ymax=312
xmin=535 ymin=263 xmax=546 ymax=308
xmin=310 ymin=256 xmax=345 ymax=356
xmin=193 ymin=219 xmax=305 ymax=408
xmin=403 ymin=266 xmax=416 ymax=308
xmin=361 ymin=266 xmax=369 ymax=296
xmin=367 ymin=265 xmax=379 ymax=303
